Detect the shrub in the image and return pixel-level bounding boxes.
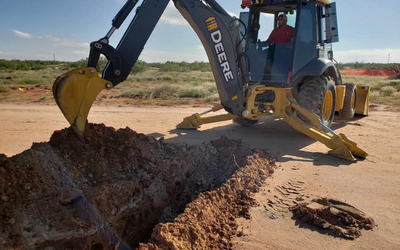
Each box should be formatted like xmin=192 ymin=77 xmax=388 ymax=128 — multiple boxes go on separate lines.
xmin=0 ymin=59 xmax=61 ymax=70
xmin=62 ymin=60 xmax=88 ymax=70
xmin=19 ymin=79 xmax=40 ymax=85
xmin=369 ymin=91 xmax=380 ymax=102
xmin=120 ymin=89 xmax=152 ymax=99
xmin=157 ymin=76 xmax=172 ymax=81
xmin=159 ymin=61 xmax=211 ymax=72
xmin=381 ymin=86 xmax=395 ymax=97
xmin=337 ymin=62 xmax=400 ymax=70
xmin=152 ymin=85 xmax=175 ymax=99
xmin=179 ymin=87 xmax=206 ymax=98
xmin=203 ymin=94 xmax=220 ymax=103
xmin=384 ymin=80 xmax=400 ymax=91
xmin=370 ymin=86 xmax=381 ymax=92
xmin=131 ymin=60 xmax=149 ymax=74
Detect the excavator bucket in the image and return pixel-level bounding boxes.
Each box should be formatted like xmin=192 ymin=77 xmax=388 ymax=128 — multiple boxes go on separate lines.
xmin=53 ymin=67 xmax=112 ymax=140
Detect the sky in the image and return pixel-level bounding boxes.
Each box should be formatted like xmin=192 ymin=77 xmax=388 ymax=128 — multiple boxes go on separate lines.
xmin=0 ymin=0 xmax=399 ymax=63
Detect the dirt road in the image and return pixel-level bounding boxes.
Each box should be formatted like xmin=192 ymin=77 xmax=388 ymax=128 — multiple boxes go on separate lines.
xmin=1 ymin=104 xmax=399 ymax=249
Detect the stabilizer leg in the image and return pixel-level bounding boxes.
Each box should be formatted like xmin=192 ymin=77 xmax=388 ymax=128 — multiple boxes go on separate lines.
xmin=288 ymin=101 xmax=368 ymax=161
xmin=176 ymin=104 xmax=236 ymax=129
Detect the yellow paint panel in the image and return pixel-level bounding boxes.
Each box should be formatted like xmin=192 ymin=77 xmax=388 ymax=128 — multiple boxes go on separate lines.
xmin=335 ymin=85 xmax=345 ymax=111
xmin=355 ymin=86 xmax=370 ymax=115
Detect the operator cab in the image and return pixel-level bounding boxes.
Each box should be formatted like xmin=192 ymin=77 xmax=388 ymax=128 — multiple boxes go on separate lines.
xmin=239 ymin=0 xmax=339 ymax=86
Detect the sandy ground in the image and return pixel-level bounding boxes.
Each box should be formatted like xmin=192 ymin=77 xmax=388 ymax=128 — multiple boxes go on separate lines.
xmin=1 ymin=103 xmax=399 ymax=249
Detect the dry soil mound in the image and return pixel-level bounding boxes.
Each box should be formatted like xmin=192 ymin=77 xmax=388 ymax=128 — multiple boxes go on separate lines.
xmin=0 ymin=124 xmax=275 ymax=250
xmin=291 ymin=197 xmax=375 ymax=239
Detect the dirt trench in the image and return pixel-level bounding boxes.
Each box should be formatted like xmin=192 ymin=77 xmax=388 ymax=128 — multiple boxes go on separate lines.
xmin=0 ymin=124 xmax=275 ymax=250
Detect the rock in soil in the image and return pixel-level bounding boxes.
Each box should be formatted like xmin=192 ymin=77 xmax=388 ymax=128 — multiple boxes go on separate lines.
xmin=291 ymin=197 xmax=375 ymax=239
xmin=0 ymin=123 xmax=275 ymax=250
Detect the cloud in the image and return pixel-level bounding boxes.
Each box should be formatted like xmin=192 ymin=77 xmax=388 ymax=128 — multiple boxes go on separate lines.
xmin=45 ymin=35 xmax=90 ymax=49
xmin=159 ymin=2 xmax=188 ymax=26
xmin=140 ymin=49 xmax=207 ymax=63
xmin=0 ymin=51 xmax=3 ymax=54
xmin=12 ymin=29 xmax=33 ymax=39
xmin=335 ymin=49 xmax=400 ymax=63
xmin=45 ymin=35 xmax=62 ymax=43
xmin=10 ymin=29 xmax=89 ymax=49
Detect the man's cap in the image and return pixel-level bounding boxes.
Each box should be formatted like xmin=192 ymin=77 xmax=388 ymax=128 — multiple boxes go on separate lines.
xmin=277 ymin=14 xmax=287 ymax=20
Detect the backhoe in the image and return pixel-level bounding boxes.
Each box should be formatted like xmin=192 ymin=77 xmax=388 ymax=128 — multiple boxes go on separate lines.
xmin=53 ymin=0 xmax=369 ymax=161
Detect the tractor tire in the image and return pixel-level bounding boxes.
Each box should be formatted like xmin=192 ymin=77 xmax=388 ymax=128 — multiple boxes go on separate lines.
xmin=233 ymin=116 xmax=258 ymax=127
xmin=298 ymin=76 xmax=336 ymax=127
xmin=337 ymin=83 xmax=357 ymax=120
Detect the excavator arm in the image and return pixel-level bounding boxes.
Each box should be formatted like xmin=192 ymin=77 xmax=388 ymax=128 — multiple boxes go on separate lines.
xmin=53 ymin=0 xmax=248 ymax=139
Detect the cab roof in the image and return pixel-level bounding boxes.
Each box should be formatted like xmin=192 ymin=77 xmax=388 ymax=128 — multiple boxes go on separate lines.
xmin=242 ymin=0 xmax=332 ymax=9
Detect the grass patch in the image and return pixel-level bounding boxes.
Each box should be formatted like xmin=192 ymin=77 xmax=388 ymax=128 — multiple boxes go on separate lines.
xmin=157 ymin=76 xmax=173 ymax=81
xmin=381 ymin=86 xmax=395 ymax=97
xmin=343 ymin=75 xmax=400 ymax=106
xmin=203 ymin=94 xmax=220 ymax=103
xmin=152 ymin=85 xmax=175 ymax=99
xmin=19 ymin=79 xmax=41 ymax=85
xmin=369 ymin=91 xmax=380 ymax=102
xmin=0 ymin=85 xmax=7 ymax=93
xmin=158 ymin=61 xmax=211 ymax=72
xmin=2 ymin=59 xmax=397 ymax=107
xmin=179 ymin=87 xmax=206 ymax=98
xmin=120 ymin=89 xmax=153 ymax=99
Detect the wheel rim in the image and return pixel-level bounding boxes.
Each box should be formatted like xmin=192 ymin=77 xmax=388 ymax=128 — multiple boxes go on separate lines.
xmin=322 ymin=90 xmax=334 ymax=121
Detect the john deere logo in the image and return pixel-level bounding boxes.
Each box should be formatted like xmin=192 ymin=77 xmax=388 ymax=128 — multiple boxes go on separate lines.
xmin=205 ymin=16 xmax=234 ymax=83
xmin=205 ymin=17 xmax=218 ymax=31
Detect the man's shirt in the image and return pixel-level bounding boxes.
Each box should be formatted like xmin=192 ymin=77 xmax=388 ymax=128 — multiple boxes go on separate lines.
xmin=266 ymin=25 xmax=295 ymax=44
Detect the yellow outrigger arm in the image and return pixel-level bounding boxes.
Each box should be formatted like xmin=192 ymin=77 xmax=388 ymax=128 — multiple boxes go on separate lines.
xmin=53 ymin=67 xmax=113 ymax=140
xmin=177 ymin=105 xmax=236 ymax=129
xmin=177 ymin=87 xmax=368 ymax=162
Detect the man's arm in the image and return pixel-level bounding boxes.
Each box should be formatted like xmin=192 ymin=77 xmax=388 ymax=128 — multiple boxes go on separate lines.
xmin=265 ymin=29 xmax=276 ymax=44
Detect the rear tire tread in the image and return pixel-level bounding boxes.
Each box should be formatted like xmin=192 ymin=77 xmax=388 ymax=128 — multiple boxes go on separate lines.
xmin=337 ymin=83 xmax=356 ymax=121
xmin=298 ymin=76 xmax=336 ymax=127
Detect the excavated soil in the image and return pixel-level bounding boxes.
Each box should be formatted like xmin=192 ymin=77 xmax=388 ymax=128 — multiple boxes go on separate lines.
xmin=0 ymin=124 xmax=275 ymax=250
xmin=291 ymin=197 xmax=375 ymax=239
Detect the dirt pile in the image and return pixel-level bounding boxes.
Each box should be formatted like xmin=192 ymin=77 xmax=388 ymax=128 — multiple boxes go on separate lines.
xmin=0 ymin=124 xmax=275 ymax=250
xmin=291 ymin=197 xmax=375 ymax=239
